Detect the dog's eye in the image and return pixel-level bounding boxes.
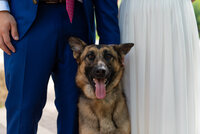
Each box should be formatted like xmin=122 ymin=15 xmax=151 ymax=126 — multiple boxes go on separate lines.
xmin=104 ymin=54 xmax=113 ymax=61
xmin=87 ymin=54 xmax=95 ymax=61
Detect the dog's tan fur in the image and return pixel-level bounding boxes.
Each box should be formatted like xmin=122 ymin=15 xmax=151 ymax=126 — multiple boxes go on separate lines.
xmin=69 ymin=37 xmax=134 ymax=134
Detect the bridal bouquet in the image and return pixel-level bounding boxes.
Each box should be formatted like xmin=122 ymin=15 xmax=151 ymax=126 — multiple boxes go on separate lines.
xmin=193 ymin=0 xmax=200 ymax=38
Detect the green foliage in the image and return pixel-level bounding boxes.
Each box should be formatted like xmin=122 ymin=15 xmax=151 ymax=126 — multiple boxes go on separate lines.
xmin=193 ymin=0 xmax=200 ymax=38
xmin=118 ymin=0 xmax=122 ymax=6
xmin=96 ymin=31 xmax=99 ymax=42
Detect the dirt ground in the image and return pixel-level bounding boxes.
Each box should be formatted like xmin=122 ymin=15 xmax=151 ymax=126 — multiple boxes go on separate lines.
xmin=0 ymin=69 xmax=7 ymax=107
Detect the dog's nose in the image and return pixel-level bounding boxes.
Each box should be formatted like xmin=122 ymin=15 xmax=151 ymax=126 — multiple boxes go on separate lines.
xmin=95 ymin=68 xmax=106 ymax=78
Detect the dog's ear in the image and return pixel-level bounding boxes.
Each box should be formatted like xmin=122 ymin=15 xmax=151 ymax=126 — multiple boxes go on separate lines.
xmin=113 ymin=43 xmax=134 ymax=66
xmin=113 ymin=43 xmax=134 ymax=56
xmin=68 ymin=37 xmax=87 ymax=60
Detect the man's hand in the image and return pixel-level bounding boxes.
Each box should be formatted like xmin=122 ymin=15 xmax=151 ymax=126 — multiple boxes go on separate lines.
xmin=0 ymin=11 xmax=19 ymax=55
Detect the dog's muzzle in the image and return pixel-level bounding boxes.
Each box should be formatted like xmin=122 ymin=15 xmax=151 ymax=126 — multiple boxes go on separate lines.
xmin=91 ymin=63 xmax=109 ymax=99
xmin=94 ymin=67 xmax=107 ymax=79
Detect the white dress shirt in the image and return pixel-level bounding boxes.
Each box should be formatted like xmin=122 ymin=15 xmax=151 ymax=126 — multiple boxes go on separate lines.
xmin=0 ymin=0 xmax=10 ymax=11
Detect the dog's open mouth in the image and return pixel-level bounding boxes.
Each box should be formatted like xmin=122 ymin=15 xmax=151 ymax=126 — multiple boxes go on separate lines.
xmin=93 ymin=78 xmax=108 ymax=99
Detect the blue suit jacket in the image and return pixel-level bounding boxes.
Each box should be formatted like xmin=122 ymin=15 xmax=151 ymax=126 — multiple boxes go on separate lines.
xmin=9 ymin=0 xmax=120 ymax=44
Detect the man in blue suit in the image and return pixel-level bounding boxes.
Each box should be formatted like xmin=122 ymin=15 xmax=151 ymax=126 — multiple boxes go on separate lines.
xmin=0 ymin=0 xmax=120 ymax=133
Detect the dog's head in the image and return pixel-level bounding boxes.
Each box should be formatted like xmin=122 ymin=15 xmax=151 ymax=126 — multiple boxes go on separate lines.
xmin=69 ymin=37 xmax=134 ymax=100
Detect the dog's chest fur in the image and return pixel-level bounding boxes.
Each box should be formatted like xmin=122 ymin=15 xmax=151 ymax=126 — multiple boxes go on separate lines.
xmin=78 ymin=87 xmax=127 ymax=133
xmin=90 ymin=93 xmax=118 ymax=117
xmin=79 ymin=88 xmax=121 ymax=117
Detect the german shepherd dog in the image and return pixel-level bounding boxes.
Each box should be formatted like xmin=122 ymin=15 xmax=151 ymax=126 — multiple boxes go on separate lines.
xmin=69 ymin=37 xmax=134 ymax=134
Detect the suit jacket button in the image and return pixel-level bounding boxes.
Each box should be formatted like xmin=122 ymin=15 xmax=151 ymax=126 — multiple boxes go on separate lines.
xmin=33 ymin=0 xmax=38 ymax=4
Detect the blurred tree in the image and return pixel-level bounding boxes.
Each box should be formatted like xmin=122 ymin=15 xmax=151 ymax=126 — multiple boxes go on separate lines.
xmin=193 ymin=0 xmax=200 ymax=38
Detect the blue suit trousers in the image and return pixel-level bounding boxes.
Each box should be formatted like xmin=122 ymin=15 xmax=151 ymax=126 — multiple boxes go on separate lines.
xmin=4 ymin=2 xmax=88 ymax=134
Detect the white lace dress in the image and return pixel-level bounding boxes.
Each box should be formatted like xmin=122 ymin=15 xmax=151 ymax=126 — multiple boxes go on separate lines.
xmin=119 ymin=0 xmax=200 ymax=134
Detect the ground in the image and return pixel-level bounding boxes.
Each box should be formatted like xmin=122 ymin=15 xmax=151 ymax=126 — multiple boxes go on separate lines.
xmin=0 ymin=69 xmax=7 ymax=108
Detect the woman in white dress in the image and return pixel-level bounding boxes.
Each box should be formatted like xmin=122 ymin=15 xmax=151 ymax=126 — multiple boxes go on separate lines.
xmin=119 ymin=0 xmax=200 ymax=134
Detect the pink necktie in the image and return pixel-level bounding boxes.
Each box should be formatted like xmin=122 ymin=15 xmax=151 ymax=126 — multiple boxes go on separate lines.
xmin=66 ymin=0 xmax=75 ymax=23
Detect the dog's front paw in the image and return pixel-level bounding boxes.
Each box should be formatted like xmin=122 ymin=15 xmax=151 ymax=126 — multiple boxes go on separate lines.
xmin=109 ymin=129 xmax=130 ymax=134
xmin=99 ymin=120 xmax=116 ymax=134
xmin=100 ymin=130 xmax=118 ymax=134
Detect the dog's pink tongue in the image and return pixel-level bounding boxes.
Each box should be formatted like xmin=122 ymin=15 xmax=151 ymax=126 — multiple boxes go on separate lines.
xmin=95 ymin=79 xmax=106 ymax=99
